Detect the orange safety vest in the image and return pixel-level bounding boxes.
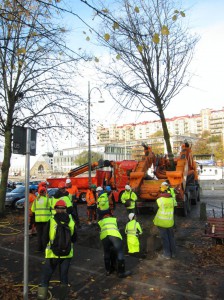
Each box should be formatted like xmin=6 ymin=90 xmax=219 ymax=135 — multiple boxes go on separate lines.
xmin=66 ymin=185 xmax=78 ymax=196
xmin=86 ymin=189 xmax=96 ymax=206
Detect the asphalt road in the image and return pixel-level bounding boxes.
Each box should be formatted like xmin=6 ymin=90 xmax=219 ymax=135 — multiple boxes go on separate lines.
xmin=0 ymin=189 xmax=224 ymax=299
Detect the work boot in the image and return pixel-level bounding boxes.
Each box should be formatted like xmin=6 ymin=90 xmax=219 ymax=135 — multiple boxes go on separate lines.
xmin=104 ymin=258 xmax=111 ymax=276
xmin=37 ymin=286 xmax=48 ymax=300
xmin=117 ymin=260 xmax=132 ymax=278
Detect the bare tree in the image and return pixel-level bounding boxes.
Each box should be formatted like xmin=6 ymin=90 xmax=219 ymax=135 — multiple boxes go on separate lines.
xmin=92 ymin=0 xmax=199 ymax=168
xmin=0 ymin=0 xmax=88 ymax=214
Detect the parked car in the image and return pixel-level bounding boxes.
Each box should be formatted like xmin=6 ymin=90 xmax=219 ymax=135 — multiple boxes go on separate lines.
xmin=5 ymin=186 xmax=26 ymax=208
xmin=15 ymin=188 xmax=59 ymax=209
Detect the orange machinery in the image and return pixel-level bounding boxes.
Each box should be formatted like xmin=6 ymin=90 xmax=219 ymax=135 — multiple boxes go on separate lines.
xmin=131 ymin=142 xmax=200 ymax=216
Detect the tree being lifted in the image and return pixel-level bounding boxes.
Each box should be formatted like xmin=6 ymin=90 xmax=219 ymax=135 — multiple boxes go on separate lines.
xmin=91 ymin=0 xmax=199 ymax=168
xmin=0 ymin=0 xmax=88 ymax=215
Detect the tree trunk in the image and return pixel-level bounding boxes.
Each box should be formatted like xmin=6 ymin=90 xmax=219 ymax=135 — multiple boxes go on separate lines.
xmin=0 ymin=129 xmax=12 ymax=216
xmin=159 ymin=109 xmax=175 ymax=170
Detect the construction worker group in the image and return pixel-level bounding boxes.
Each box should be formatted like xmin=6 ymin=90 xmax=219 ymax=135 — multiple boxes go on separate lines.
xmin=30 ymin=179 xmax=176 ymax=300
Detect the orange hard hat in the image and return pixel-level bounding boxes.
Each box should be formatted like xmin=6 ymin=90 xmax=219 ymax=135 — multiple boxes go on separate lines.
xmin=54 ymin=199 xmax=67 ymax=208
xmin=58 ymin=181 xmax=66 ymax=189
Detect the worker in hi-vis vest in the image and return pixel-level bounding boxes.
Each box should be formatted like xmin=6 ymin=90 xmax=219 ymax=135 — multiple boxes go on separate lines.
xmin=153 ymin=182 xmax=177 ymax=260
xmin=98 ymin=213 xmax=132 ymax=278
xmin=125 ymin=213 xmax=143 ymax=255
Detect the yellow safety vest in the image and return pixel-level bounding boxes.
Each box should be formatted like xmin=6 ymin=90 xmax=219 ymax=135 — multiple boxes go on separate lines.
xmin=153 ymin=196 xmax=176 ymax=228
xmin=31 ymin=196 xmax=51 ymax=222
xmin=121 ymin=190 xmax=137 ymax=209
xmin=45 ymin=215 xmax=75 ymax=258
xmin=97 ymin=192 xmax=109 ymax=210
xmin=98 ymin=217 xmax=122 ymax=240
xmin=50 ymin=195 xmax=73 ymax=215
xmin=125 ymin=220 xmax=142 ymax=253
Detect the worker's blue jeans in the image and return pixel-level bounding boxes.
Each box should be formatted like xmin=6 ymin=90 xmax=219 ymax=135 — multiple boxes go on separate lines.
xmin=102 ymin=236 xmax=124 ymax=261
xmin=158 ymin=227 xmax=176 ymax=258
xmin=40 ymin=258 xmax=72 ymax=287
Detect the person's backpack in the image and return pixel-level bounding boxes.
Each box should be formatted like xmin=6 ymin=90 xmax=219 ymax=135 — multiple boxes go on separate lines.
xmin=51 ymin=219 xmax=71 ymax=257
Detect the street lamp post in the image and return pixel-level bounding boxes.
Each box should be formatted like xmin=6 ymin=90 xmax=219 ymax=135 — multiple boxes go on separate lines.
xmin=87 ymin=81 xmax=103 ymax=187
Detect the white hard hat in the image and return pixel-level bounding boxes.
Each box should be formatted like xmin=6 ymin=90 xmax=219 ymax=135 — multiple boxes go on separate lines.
xmin=66 ymin=178 xmax=71 ymax=184
xmin=128 ymin=213 xmax=135 ymax=221
xmin=161 ymin=182 xmax=168 ymax=186
xmin=125 ymin=185 xmax=131 ymax=190
xmin=96 ymin=186 xmax=103 ymax=192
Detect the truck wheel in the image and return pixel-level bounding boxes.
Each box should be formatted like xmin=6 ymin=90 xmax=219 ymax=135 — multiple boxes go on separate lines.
xmin=79 ymin=192 xmax=86 ymax=203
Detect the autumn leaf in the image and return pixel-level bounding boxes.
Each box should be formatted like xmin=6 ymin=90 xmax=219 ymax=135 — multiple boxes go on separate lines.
xmin=112 ymin=22 xmax=119 ymax=30
xmin=86 ymin=36 xmax=90 ymax=41
xmin=94 ymin=57 xmax=99 ymax=62
xmin=161 ymin=25 xmax=169 ymax=36
xmin=134 ymin=6 xmax=140 ymax=13
xmin=172 ymin=15 xmax=177 ymax=21
xmin=174 ymin=10 xmax=179 ymax=13
xmin=17 ymin=48 xmax=26 ymax=55
xmin=104 ymin=33 xmax=110 ymax=41
xmin=102 ymin=8 xmax=109 ymax=13
xmin=152 ymin=33 xmax=160 ymax=44
xmin=137 ymin=45 xmax=143 ymax=53
xmin=180 ymin=11 xmax=186 ymax=17
xmin=116 ymin=54 xmax=121 ymax=60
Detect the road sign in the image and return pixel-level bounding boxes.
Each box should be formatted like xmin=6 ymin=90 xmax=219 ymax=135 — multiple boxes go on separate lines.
xmin=13 ymin=126 xmax=37 ymax=156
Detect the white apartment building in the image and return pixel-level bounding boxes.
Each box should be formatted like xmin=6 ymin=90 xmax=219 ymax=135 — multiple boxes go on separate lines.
xmin=53 ymin=145 xmax=106 ymax=173
xmin=97 ymin=108 xmax=224 ymax=143
xmin=49 ymin=107 xmax=224 ymax=173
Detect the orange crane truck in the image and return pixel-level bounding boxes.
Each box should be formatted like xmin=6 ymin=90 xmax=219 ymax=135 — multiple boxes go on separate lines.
xmin=132 ymin=142 xmax=200 ymax=216
xmin=47 ymin=142 xmax=200 ymax=216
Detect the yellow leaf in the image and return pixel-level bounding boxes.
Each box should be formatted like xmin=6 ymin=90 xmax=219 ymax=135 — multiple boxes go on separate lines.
xmin=172 ymin=15 xmax=177 ymax=21
xmin=180 ymin=11 xmax=186 ymax=17
xmin=116 ymin=54 xmax=121 ymax=60
xmin=86 ymin=36 xmax=90 ymax=41
xmin=94 ymin=57 xmax=99 ymax=62
xmin=112 ymin=22 xmax=119 ymax=30
xmin=104 ymin=33 xmax=110 ymax=41
xmin=134 ymin=6 xmax=140 ymax=13
xmin=102 ymin=8 xmax=109 ymax=13
xmin=17 ymin=47 xmax=26 ymax=55
xmin=161 ymin=25 xmax=169 ymax=36
xmin=174 ymin=10 xmax=179 ymax=14
xmin=137 ymin=45 xmax=143 ymax=53
xmin=152 ymin=33 xmax=160 ymax=44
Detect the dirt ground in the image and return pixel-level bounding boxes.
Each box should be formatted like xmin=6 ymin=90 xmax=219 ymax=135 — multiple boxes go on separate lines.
xmin=0 ymin=190 xmax=224 ymax=300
